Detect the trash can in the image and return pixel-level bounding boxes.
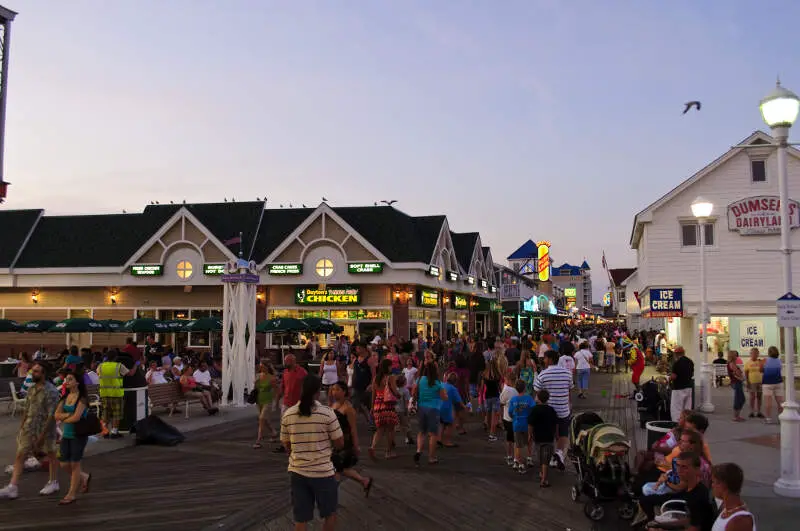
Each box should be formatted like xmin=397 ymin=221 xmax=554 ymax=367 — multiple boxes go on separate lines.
xmin=120 ymin=386 xmax=149 ymax=433
xmin=646 ymin=420 xmax=677 ymax=448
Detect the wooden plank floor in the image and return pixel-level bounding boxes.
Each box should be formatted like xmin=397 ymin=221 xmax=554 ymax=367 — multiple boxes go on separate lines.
xmin=0 ymin=371 xmax=646 ymax=531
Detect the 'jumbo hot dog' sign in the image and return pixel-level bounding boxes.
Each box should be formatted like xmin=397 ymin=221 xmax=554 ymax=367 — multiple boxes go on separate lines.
xmin=727 ymin=196 xmax=800 ymax=235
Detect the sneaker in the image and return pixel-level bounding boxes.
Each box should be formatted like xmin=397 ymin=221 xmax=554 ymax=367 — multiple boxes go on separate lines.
xmin=488 ymin=435 xmax=498 ymax=442
xmin=39 ymin=481 xmax=59 ymax=496
xmin=405 ymin=437 xmax=414 ymax=445
xmin=505 ymin=456 xmax=514 ymax=467
xmin=3 ymin=465 xmax=12 ymax=475
xmin=756 ymin=412 xmax=765 ymax=419
xmin=24 ymin=457 xmax=41 ymax=470
xmin=512 ymin=462 xmax=519 ymax=471
xmin=549 ymin=457 xmax=559 ymax=468
xmin=0 ymin=484 xmax=18 ymax=499
xmin=526 ymin=457 xmax=534 ymax=468
xmin=517 ymin=466 xmax=527 ymax=475
xmin=553 ymin=451 xmax=566 ymax=470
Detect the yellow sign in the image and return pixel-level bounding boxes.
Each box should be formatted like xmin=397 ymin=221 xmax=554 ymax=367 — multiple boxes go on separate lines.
xmin=536 ymin=241 xmax=551 ymax=282
xmin=564 ymin=287 xmax=577 ymax=297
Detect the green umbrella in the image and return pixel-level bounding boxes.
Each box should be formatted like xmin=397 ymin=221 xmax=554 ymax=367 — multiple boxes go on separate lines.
xmin=0 ymin=319 xmax=20 ymax=332
xmin=123 ymin=318 xmax=170 ymax=333
xmin=183 ymin=317 xmax=222 ymax=332
xmin=21 ymin=320 xmax=59 ymax=332
xmin=302 ymin=317 xmax=339 ymax=334
xmin=164 ymin=319 xmax=190 ymax=332
xmin=100 ymin=319 xmax=126 ymax=332
xmin=256 ymin=317 xmax=309 ymax=334
xmin=48 ymin=318 xmax=107 ymax=333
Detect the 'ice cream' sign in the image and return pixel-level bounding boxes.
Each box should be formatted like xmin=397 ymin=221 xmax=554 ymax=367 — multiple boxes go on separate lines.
xmin=645 ymin=288 xmax=683 ymax=318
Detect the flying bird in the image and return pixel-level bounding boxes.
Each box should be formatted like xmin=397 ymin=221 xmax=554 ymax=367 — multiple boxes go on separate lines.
xmin=683 ymin=101 xmax=701 ymax=114
xmin=381 ymin=200 xmax=398 ymax=206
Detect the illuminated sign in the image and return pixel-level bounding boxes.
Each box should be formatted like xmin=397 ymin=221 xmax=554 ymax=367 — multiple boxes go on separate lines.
xmin=465 ymin=275 xmax=475 ymax=285
xmin=295 ymin=286 xmax=360 ymax=305
xmin=643 ymin=288 xmax=683 ymax=318
xmin=428 ymin=265 xmax=441 ymax=277
xmin=130 ymin=264 xmax=163 ymax=276
xmin=446 ymin=271 xmax=459 ymax=282
xmin=603 ymin=292 xmax=612 ymax=306
xmin=490 ymin=302 xmax=503 ymax=312
xmin=536 ymin=241 xmax=551 ymax=282
xmin=490 ymin=285 xmax=497 ymax=293
xmin=269 ymin=264 xmax=303 ymax=275
xmin=203 ymin=263 xmax=225 ymax=275
xmin=347 ymin=262 xmax=384 ymax=274
xmin=452 ymin=294 xmax=468 ymax=309
xmin=479 ymin=279 xmax=488 ymax=289
xmin=418 ymin=289 xmax=440 ymax=307
xmin=727 ymin=196 xmax=800 ymax=235
xmin=564 ymin=287 xmax=577 ymax=297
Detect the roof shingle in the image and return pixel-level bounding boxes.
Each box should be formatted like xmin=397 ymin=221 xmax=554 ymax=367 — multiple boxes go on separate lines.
xmin=0 ymin=209 xmax=42 ymax=268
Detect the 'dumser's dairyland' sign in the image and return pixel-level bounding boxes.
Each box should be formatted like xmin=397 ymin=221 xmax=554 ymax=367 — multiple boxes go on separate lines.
xmin=727 ymin=196 xmax=800 ymax=235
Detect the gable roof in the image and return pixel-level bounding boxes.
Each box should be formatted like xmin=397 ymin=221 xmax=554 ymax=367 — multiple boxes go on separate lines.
xmin=609 ymin=267 xmax=636 ymax=286
xmin=551 ymin=262 xmax=584 ymax=277
xmin=580 ymin=260 xmax=590 ymax=270
xmin=629 ymin=130 xmax=800 ymax=248
xmin=507 ymin=239 xmax=537 ymax=260
xmin=0 ymin=209 xmax=42 ymax=268
xmin=450 ymin=232 xmax=479 ymax=272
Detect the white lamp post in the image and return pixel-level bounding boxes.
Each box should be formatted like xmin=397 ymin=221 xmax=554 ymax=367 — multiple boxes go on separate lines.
xmin=691 ymin=196 xmax=715 ymax=413
xmin=760 ymin=80 xmax=800 ymax=498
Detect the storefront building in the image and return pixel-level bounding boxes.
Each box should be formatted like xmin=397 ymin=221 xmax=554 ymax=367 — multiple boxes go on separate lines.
xmin=627 ymin=130 xmax=800 ymax=363
xmin=0 ymin=202 xmax=500 ymax=356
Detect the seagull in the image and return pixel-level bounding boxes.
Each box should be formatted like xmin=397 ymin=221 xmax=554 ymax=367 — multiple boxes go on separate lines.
xmin=224 ymin=198 xmax=227 ymax=202
xmin=122 ymin=209 xmax=127 ymax=213
xmin=182 ymin=199 xmax=186 ymax=204
xmin=170 ymin=200 xmax=174 ymax=204
xmin=289 ymin=203 xmax=293 ymax=208
xmin=683 ymin=101 xmax=701 ymax=114
xmin=381 ymin=200 xmax=398 ymax=206
xmin=256 ymin=197 xmax=260 ymax=201
xmin=280 ymin=204 xmax=284 ymax=208
xmin=231 ymin=198 xmax=235 ymax=202
xmin=322 ymin=196 xmax=328 ymax=202
xmin=155 ymin=201 xmax=160 ymax=205
xmin=302 ymin=203 xmax=307 ymax=208
xmin=374 ymin=201 xmax=378 ymax=206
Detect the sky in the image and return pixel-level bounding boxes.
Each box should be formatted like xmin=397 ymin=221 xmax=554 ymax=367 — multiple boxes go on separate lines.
xmin=2 ymin=0 xmax=799 ymax=302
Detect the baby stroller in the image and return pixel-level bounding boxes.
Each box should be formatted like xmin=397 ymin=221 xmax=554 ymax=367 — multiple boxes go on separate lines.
xmin=568 ymin=412 xmax=636 ymax=522
xmin=636 ymin=377 xmax=671 ymax=429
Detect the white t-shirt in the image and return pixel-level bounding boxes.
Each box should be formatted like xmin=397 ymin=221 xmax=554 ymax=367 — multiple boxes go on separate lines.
xmin=402 ymin=367 xmax=418 ymax=388
xmin=538 ymin=343 xmax=549 ymax=358
xmin=574 ymin=349 xmax=593 ymax=371
xmin=84 ymin=371 xmax=100 ymax=385
xmin=499 ymin=384 xmax=519 ymax=422
xmin=558 ymin=355 xmax=576 ymax=372
xmin=147 ymin=369 xmax=168 ymax=385
xmin=193 ymin=369 xmax=212 ymax=386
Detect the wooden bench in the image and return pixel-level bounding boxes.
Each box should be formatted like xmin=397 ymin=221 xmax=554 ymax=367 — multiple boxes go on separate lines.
xmin=148 ymin=382 xmax=203 ymax=419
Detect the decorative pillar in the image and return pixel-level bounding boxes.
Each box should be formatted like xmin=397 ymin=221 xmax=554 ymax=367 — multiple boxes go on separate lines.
xmin=391 ymin=287 xmax=410 ymax=341
xmin=221 ymin=259 xmax=258 ymax=407
xmin=468 ymin=300 xmax=476 ymax=335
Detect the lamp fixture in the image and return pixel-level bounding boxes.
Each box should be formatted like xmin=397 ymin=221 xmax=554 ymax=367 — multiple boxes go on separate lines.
xmin=31 ymin=289 xmax=39 ymax=304
xmin=257 ymin=290 xmax=266 ymax=304
xmin=110 ymin=287 xmax=119 ymax=305
xmin=393 ymin=290 xmax=401 ymax=301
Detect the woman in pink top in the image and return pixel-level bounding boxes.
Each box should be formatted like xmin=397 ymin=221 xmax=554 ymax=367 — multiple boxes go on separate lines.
xmin=179 ymin=366 xmax=217 ymax=415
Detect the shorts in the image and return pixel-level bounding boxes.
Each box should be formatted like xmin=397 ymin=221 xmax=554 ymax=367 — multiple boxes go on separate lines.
xmin=514 ymin=431 xmax=529 ymax=448
xmin=484 ymin=397 xmax=500 ymax=413
xmin=417 ymin=406 xmax=441 ymax=435
xmin=748 ymin=383 xmax=763 ymax=395
xmin=535 ymin=443 xmax=554 ymax=464
xmin=440 ymin=418 xmax=453 ymax=427
xmin=16 ymin=430 xmax=56 ymax=456
xmin=763 ymin=383 xmax=783 ymax=398
xmin=101 ymin=396 xmax=124 ymax=423
xmin=503 ymin=420 xmax=514 ymax=443
xmin=556 ymin=415 xmax=571 ymax=438
xmin=59 ymin=436 xmax=89 ymax=462
xmin=290 ymin=472 xmax=338 ymax=523
xmin=331 ymin=449 xmax=358 ymax=472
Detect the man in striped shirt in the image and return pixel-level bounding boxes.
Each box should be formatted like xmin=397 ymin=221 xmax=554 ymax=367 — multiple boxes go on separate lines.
xmin=533 ymin=350 xmax=573 ymax=470
xmin=281 ymin=374 xmax=344 ymax=531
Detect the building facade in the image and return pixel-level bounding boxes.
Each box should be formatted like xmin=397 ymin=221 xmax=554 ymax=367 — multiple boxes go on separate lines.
xmin=551 ymin=261 xmax=592 ymax=310
xmin=0 ymin=202 xmax=500 ymax=356
xmin=626 ymin=130 xmax=800 ymax=363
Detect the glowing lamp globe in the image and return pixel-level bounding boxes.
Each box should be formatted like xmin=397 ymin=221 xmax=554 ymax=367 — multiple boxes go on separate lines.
xmin=691 ymin=197 xmax=713 ymax=219
xmin=760 ymin=81 xmax=800 ymax=128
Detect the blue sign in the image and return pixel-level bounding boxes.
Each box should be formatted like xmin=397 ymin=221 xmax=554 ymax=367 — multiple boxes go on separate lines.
xmin=647 ymin=288 xmax=683 ymax=317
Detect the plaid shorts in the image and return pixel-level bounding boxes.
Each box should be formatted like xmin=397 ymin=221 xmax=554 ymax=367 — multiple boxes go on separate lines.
xmin=101 ymin=396 xmax=124 ymax=423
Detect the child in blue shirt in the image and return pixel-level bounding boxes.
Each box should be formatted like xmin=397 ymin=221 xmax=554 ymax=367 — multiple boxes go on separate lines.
xmin=507 ymin=379 xmax=536 ymax=473
xmin=439 ymin=373 xmax=463 ymax=448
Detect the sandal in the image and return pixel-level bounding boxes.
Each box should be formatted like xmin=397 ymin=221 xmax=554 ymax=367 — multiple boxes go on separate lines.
xmin=428 ymin=458 xmax=439 ymax=465
xmin=58 ymin=497 xmax=76 ymax=505
xmin=80 ymin=473 xmax=92 ymax=494
xmin=253 ymin=442 xmax=263 ymax=449
xmin=540 ymin=480 xmax=551 ymax=488
xmin=363 ymin=478 xmax=373 ymax=498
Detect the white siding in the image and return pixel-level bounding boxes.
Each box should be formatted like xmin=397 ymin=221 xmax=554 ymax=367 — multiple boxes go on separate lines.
xmin=632 ymin=146 xmax=800 ymax=315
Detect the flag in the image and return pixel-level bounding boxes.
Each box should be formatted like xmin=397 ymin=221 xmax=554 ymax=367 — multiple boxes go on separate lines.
xmin=223 ymin=236 xmax=242 ymax=246
xmin=601 ymin=250 xmax=608 ymax=270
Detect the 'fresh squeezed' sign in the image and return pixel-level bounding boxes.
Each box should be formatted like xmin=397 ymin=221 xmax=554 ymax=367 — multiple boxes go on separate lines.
xmin=739 ymin=321 xmax=765 ymax=349
xmin=646 ymin=288 xmax=683 ymax=317
xmin=727 ymin=196 xmax=800 ymax=235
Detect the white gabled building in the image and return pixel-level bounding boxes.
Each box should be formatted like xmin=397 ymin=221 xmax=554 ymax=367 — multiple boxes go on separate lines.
xmin=627 ymin=130 xmax=800 ymax=362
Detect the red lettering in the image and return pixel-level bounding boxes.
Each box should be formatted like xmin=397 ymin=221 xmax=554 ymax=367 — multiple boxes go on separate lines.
xmin=736 ymin=218 xmax=743 ymax=228
xmin=748 ymin=199 xmax=760 ymax=212
xmin=732 ymin=205 xmax=741 ymax=217
xmin=768 ymin=198 xmax=777 ymax=211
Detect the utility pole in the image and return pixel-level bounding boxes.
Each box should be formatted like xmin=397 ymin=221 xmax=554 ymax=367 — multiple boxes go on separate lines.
xmin=0 ymin=5 xmax=17 ymax=203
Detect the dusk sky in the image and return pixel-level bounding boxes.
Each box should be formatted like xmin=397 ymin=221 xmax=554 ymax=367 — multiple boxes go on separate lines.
xmin=3 ymin=1 xmax=798 ymax=301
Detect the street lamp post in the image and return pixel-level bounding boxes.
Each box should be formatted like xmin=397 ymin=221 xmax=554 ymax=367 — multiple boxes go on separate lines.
xmin=691 ymin=197 xmax=715 ymax=413
xmin=760 ymin=80 xmax=800 ymax=498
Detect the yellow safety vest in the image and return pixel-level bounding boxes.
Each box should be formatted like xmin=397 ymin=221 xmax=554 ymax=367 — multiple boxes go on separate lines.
xmin=99 ymin=362 xmax=124 ymax=398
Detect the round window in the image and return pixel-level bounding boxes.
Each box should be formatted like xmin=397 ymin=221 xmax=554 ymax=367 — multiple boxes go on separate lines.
xmin=315 ymin=258 xmax=334 ymax=278
xmin=176 ymin=260 xmax=193 ymax=280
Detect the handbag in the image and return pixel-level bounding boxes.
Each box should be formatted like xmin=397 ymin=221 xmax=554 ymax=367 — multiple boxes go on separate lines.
xmin=383 ymin=378 xmax=398 ymax=404
xmin=247 ymin=388 xmax=258 ymax=404
xmin=74 ymin=410 xmax=102 ymax=437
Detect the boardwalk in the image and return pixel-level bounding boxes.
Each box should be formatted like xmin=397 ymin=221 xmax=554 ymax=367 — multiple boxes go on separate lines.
xmin=0 ymin=372 xmax=641 ymax=531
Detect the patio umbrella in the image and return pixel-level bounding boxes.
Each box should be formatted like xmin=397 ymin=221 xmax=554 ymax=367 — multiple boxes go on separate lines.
xmin=164 ymin=319 xmax=190 ymax=332
xmin=302 ymin=317 xmax=342 ymax=334
xmin=183 ymin=317 xmax=223 ymax=332
xmin=100 ymin=319 xmax=126 ymax=333
xmin=0 ymin=319 xmax=20 ymax=332
xmin=48 ymin=318 xmax=106 ymax=333
xmin=123 ymin=318 xmax=170 ymax=333
xmin=256 ymin=317 xmax=309 ymax=334
xmin=21 ymin=320 xmax=58 ymax=332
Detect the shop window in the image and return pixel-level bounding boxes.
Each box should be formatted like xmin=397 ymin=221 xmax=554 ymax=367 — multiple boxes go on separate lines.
xmin=751 ymin=159 xmax=767 ymax=183
xmin=177 ymin=260 xmax=193 ymax=280
xmin=681 ymin=223 xmax=714 ymax=247
xmin=315 ymin=258 xmax=334 ymax=278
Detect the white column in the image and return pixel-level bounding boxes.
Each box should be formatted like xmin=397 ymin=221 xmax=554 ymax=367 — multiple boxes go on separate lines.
xmin=699 ymin=220 xmax=714 ymax=412
xmin=221 ymin=260 xmax=257 ymax=407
